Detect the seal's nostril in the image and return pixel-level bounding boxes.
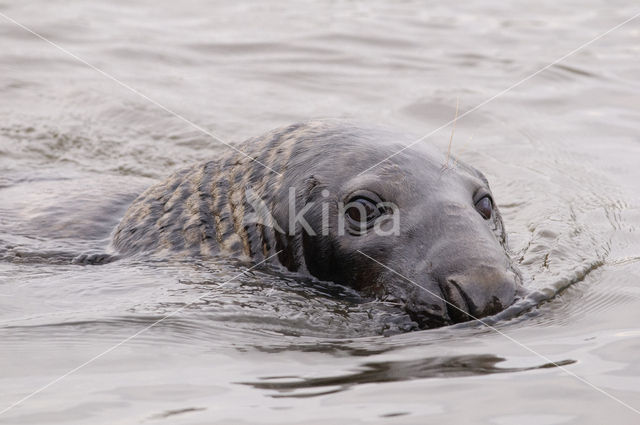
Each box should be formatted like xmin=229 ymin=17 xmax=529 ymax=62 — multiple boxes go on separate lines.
xmin=440 ymin=279 xmax=474 ymax=323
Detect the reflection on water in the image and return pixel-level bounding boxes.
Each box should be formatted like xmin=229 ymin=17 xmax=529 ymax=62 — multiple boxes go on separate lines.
xmin=242 ymin=355 xmax=576 ymax=398
xmin=1 ymin=0 xmax=640 ymax=423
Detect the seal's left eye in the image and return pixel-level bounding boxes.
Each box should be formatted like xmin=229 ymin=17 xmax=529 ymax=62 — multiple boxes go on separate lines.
xmin=475 ymin=195 xmax=493 ymax=220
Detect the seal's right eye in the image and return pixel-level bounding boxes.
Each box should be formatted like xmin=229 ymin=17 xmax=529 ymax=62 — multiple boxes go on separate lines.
xmin=345 ymin=197 xmax=380 ymax=224
xmin=343 ymin=190 xmax=386 ymax=232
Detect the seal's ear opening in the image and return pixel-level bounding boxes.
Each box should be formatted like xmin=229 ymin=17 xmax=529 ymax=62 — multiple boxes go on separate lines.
xmin=299 ymin=174 xmax=331 ymax=237
xmin=302 ymin=175 xmax=325 ymax=200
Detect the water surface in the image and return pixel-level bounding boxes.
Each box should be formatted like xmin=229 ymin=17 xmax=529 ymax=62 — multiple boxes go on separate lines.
xmin=1 ymin=0 xmax=640 ymax=423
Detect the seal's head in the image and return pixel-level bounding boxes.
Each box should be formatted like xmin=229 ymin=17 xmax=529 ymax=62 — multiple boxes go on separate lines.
xmin=274 ymin=123 xmax=523 ymax=328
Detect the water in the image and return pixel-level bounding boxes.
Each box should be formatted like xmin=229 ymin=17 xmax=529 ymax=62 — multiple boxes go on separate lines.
xmin=1 ymin=0 xmax=640 ymax=423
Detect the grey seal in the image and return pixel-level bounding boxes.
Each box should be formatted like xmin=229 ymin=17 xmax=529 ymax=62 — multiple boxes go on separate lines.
xmin=112 ymin=120 xmax=523 ymax=328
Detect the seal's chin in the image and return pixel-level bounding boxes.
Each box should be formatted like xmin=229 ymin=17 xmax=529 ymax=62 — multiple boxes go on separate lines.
xmin=401 ymin=290 xmax=451 ymax=330
xmin=407 ymin=310 xmax=452 ymax=330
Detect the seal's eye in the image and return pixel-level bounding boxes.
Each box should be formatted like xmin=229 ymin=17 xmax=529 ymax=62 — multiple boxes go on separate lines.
xmin=345 ymin=196 xmax=382 ymax=228
xmin=475 ymin=195 xmax=493 ymax=220
xmin=346 ymin=197 xmax=379 ymax=223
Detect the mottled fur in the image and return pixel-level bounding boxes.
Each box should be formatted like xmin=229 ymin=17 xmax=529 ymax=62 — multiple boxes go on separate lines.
xmin=113 ymin=122 xmax=306 ymax=260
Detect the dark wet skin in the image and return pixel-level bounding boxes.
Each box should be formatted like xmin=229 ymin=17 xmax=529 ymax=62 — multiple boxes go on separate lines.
xmin=113 ymin=120 xmax=524 ymax=329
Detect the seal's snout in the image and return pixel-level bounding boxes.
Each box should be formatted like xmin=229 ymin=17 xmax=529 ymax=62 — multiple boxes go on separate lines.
xmin=440 ymin=268 xmax=518 ymax=322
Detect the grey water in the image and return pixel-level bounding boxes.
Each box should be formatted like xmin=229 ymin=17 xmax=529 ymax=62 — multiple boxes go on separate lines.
xmin=1 ymin=0 xmax=640 ymax=423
